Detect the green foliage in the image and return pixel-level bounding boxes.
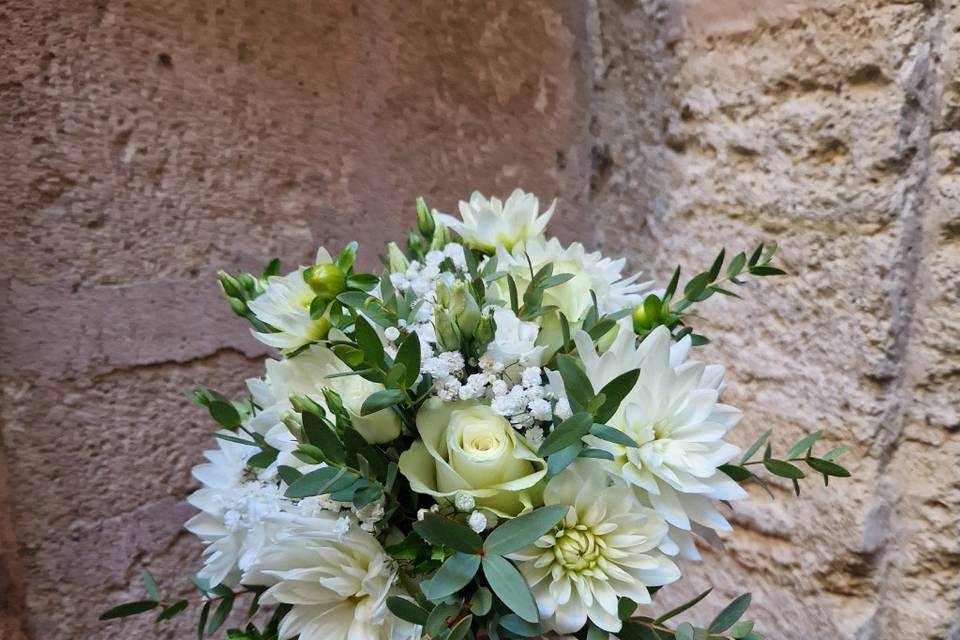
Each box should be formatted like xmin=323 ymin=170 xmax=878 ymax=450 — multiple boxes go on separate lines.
xmin=720 ymin=428 xmax=853 ymax=496
xmin=632 ymin=242 xmax=787 ymax=345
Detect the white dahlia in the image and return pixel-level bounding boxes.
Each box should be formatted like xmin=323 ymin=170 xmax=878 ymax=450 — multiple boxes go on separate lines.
xmin=244 ymin=514 xmax=419 ymax=640
xmin=247 ymin=247 xmax=334 ymax=351
xmin=508 ymin=462 xmax=679 ymax=634
xmin=184 ymin=436 xmax=286 ymax=587
xmin=573 ymin=326 xmax=747 ymax=551
xmin=436 ymin=189 xmax=555 ymax=252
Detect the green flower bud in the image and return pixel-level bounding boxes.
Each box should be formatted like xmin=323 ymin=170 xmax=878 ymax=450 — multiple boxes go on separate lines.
xmin=227 ymin=296 xmax=247 ymax=316
xmin=309 ymin=316 xmax=332 ymax=341
xmin=473 ymin=311 xmax=496 ymax=352
xmin=435 ymin=309 xmax=462 ymax=352
xmin=280 ymin=410 xmax=304 ymax=441
xmin=429 ymin=219 xmax=450 ymax=251
xmin=450 ymin=281 xmax=481 ymax=337
xmin=387 ymin=242 xmax=409 ymax=273
xmin=237 ymin=273 xmax=258 ymax=291
xmin=407 ymin=229 xmax=425 ymax=258
xmin=304 ymin=263 xmax=346 ymax=302
xmin=434 ymin=280 xmax=452 ymax=308
xmin=289 ymin=393 xmax=324 ymax=416
xmin=416 ymin=197 xmax=435 ymax=238
xmin=632 ymin=293 xmax=662 ymax=333
xmin=217 ymin=270 xmax=242 ymax=298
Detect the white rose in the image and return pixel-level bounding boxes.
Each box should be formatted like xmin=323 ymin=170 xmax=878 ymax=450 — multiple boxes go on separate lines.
xmin=398 ymin=399 xmax=546 ymax=516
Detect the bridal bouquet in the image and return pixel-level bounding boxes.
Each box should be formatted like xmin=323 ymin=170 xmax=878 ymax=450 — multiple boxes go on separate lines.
xmin=102 ymin=190 xmax=851 ymax=640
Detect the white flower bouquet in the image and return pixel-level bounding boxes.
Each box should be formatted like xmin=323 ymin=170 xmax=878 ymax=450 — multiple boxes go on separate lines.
xmin=102 ymin=190 xmax=851 ymax=640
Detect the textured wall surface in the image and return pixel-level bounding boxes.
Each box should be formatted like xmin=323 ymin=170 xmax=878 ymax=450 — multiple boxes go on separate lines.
xmin=588 ymin=0 xmax=960 ymax=638
xmin=0 ymin=2 xmax=592 ymax=638
xmin=1 ymin=1 xmax=957 ymax=639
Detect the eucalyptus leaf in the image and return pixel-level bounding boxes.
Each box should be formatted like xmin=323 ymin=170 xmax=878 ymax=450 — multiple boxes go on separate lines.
xmin=99 ymin=600 xmax=158 ymax=620
xmin=482 ymin=555 xmax=539 ymax=623
xmin=483 ymin=505 xmax=567 ymax=555
xmin=425 ymin=553 xmax=480 ymax=600
xmin=537 ymin=412 xmax=593 ymax=457
xmin=413 ymin=514 xmax=483 ymax=554
xmin=360 ymin=389 xmax=405 ymax=416
xmin=708 ymin=593 xmax=751 ymax=633
xmin=386 ymin=597 xmax=430 ymax=626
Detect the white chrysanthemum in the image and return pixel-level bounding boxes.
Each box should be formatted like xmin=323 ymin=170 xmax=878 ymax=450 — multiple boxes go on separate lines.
xmin=436 ymin=189 xmax=555 ymax=252
xmin=572 ymin=326 xmax=747 ymax=551
xmin=246 ymin=341 xmax=401 ymax=445
xmin=248 ymin=247 xmax=333 ymax=351
xmin=508 ymin=463 xmax=679 ymax=634
xmin=184 ymin=436 xmax=286 ymax=587
xmin=244 ymin=514 xmax=419 ymax=640
xmin=496 ymin=237 xmax=651 ymax=323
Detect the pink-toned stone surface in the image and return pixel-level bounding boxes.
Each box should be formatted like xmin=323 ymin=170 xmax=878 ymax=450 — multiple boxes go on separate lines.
xmin=0 ymin=2 xmax=592 ymax=638
xmin=2 ymin=1 xmax=959 ymax=640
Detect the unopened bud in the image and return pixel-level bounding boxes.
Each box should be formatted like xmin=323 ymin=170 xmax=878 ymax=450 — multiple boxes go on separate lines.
xmin=450 ymin=281 xmax=480 ymax=337
xmin=416 ymin=197 xmax=435 ymax=238
xmin=435 ymin=309 xmax=462 ymax=352
xmin=387 ymin=242 xmax=409 ymax=273
xmin=434 ymin=280 xmax=452 ymax=308
xmin=237 ymin=273 xmax=257 ymax=291
xmin=289 ymin=393 xmax=325 ymax=416
xmin=632 ymin=293 xmax=661 ymax=333
xmin=280 ymin=410 xmax=304 ymax=440
xmin=227 ymin=297 xmax=247 ymax=316
xmin=407 ymin=229 xmax=424 ymax=257
xmin=304 ymin=263 xmax=346 ymax=302
xmin=474 ymin=311 xmax=495 ymax=349
xmin=308 ymin=316 xmax=332 ymax=341
xmin=429 ymin=220 xmax=449 ymax=251
xmin=217 ymin=271 xmax=242 ymax=298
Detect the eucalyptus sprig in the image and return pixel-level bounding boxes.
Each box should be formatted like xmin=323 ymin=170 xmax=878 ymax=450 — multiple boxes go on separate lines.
xmin=720 ymin=429 xmax=852 ymax=497
xmin=614 ymin=590 xmax=764 ymax=640
xmin=633 ymin=242 xmax=787 ymax=346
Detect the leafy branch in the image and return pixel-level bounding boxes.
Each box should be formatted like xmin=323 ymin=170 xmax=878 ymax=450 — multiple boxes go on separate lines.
xmin=613 ymin=590 xmax=763 ymax=640
xmin=633 ymin=242 xmax=787 ymax=346
xmin=98 ymin=570 xmax=278 ymax=639
xmin=720 ymin=429 xmax=851 ymax=497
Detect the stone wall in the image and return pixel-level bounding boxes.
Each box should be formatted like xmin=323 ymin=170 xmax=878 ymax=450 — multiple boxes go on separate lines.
xmin=1 ymin=1 xmax=957 ymax=639
xmin=588 ymin=0 xmax=960 ymax=637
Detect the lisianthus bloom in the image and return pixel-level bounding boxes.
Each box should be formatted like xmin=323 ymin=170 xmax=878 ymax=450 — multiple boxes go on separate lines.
xmin=485 ymin=308 xmax=545 ymax=370
xmin=572 ymin=326 xmax=747 ymax=547
xmin=436 ymin=189 xmax=555 ymax=252
xmin=398 ymin=399 xmax=546 ymax=515
xmin=184 ymin=436 xmax=286 ymax=587
xmin=508 ymin=462 xmax=680 ymax=634
xmin=248 ymin=247 xmax=334 ymax=351
xmin=244 ymin=514 xmax=419 ymax=640
xmin=246 ymin=341 xmax=401 ymax=445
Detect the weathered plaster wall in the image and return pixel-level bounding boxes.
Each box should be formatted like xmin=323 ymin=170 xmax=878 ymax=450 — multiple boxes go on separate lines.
xmin=1 ymin=1 xmax=958 ymax=639
xmin=588 ymin=0 xmax=960 ymax=637
xmin=0 ymin=2 xmax=592 ymax=639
